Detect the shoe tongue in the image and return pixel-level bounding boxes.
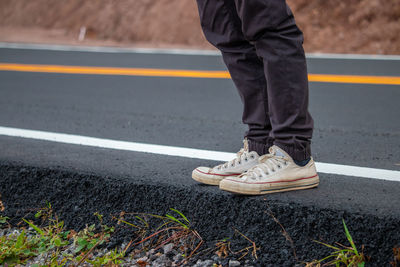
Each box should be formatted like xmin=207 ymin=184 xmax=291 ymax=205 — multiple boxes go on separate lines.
xmin=275 ymin=148 xmax=286 ymax=157
xmin=269 ymin=145 xmax=289 ymax=158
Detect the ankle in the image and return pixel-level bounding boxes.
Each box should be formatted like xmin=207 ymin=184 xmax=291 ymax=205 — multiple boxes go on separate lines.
xmin=294 ymin=158 xmax=311 ymax=167
xmin=247 ymin=138 xmax=273 ymax=155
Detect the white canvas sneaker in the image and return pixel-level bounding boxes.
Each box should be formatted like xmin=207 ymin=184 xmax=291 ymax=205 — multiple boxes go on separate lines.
xmin=219 ymin=145 xmax=319 ymax=195
xmin=192 ymin=139 xmax=260 ymax=185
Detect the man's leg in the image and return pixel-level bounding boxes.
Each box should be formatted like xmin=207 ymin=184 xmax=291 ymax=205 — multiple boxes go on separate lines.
xmin=196 ymin=0 xmax=274 ymax=154
xmin=234 ymin=0 xmax=314 ymax=161
xmin=218 ymin=0 xmax=318 ymax=195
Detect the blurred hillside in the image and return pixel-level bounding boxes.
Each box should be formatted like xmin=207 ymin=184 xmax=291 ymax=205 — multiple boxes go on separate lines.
xmin=0 ymin=0 xmax=399 ymax=54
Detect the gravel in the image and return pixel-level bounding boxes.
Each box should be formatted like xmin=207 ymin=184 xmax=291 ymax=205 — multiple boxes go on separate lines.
xmin=0 ymin=227 xmax=255 ymax=266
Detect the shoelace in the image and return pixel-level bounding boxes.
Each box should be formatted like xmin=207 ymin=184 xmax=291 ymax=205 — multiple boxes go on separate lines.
xmin=243 ymin=152 xmax=288 ymax=180
xmin=214 ymin=139 xmax=253 ymax=170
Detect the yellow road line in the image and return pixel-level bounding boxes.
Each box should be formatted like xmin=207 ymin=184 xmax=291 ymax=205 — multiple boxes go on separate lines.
xmin=308 ymin=73 xmax=400 ymax=85
xmin=1 ymin=63 xmax=400 ymax=85
xmin=0 ymin=63 xmax=230 ymax=79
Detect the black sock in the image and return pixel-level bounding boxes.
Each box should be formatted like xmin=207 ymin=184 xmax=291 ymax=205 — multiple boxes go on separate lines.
xmin=294 ymin=158 xmax=311 ymax=167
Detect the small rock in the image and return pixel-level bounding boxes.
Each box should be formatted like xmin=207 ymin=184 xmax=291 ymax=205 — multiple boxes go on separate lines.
xmin=134 ymin=251 xmax=146 ymax=259
xmin=152 ymin=254 xmax=171 ymax=267
xmin=212 ymin=255 xmax=220 ymax=262
xmin=166 ymin=249 xmax=177 ymax=259
xmin=173 ymin=253 xmax=183 ymax=262
xmin=163 ymin=243 xmax=174 ymax=254
xmin=148 ymin=248 xmax=156 ymax=255
xmin=149 ymin=253 xmax=158 ymax=261
xmin=221 ymin=258 xmax=229 ymax=266
xmin=11 ymin=229 xmax=20 ymax=236
xmin=194 ymin=259 xmax=214 ymax=267
xmin=149 ymin=251 xmax=163 ymax=261
xmin=137 ymin=256 xmax=148 ymax=262
xmin=229 ymin=260 xmax=241 ymax=267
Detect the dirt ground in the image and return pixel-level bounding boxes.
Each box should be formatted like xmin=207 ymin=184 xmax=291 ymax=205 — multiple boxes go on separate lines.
xmin=0 ymin=0 xmax=399 ymax=54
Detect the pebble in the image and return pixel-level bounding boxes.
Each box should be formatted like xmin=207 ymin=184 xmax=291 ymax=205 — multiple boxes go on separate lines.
xmin=137 ymin=256 xmax=149 ymax=262
xmin=193 ymin=259 xmax=214 ymax=267
xmin=163 ymin=243 xmax=174 ymax=254
xmin=229 ymin=259 xmax=241 ymax=266
xmin=173 ymin=253 xmax=183 ymax=262
xmin=134 ymin=251 xmax=146 ymax=259
xmin=212 ymin=255 xmax=220 ymax=262
xmin=152 ymin=254 xmax=171 ymax=266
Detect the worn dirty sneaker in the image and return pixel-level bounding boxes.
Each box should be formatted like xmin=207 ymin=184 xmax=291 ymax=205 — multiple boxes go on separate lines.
xmin=219 ymin=145 xmax=319 ymax=195
xmin=192 ymin=139 xmax=260 ymax=185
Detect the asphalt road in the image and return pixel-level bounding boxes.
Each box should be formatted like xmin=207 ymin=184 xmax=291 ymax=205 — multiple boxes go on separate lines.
xmin=0 ymin=46 xmax=400 ymax=216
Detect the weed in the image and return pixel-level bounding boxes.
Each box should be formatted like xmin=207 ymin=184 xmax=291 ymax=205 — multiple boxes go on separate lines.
xmin=86 ymin=247 xmax=126 ymax=266
xmin=0 ymin=193 xmax=5 ymax=212
xmin=0 ymin=205 xmax=70 ymax=265
xmin=391 ymin=247 xmax=400 ymax=267
xmin=305 ymin=219 xmax=366 ymax=267
xmin=0 ymin=216 xmax=9 ymax=226
xmin=116 ymin=208 xmax=203 ymax=265
xmin=266 ymin=205 xmax=297 ymax=261
xmin=215 ymin=238 xmax=231 ymax=259
xmin=232 ymin=228 xmax=259 ymax=260
xmin=0 ymin=229 xmax=38 ymax=265
xmin=0 ymin=205 xmax=118 ymax=266
xmin=69 ymin=212 xmax=115 ymax=266
xmin=212 ymin=229 xmax=259 ymax=262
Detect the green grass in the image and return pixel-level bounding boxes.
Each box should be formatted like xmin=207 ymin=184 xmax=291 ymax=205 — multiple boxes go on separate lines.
xmin=305 ymin=219 xmax=366 ymax=267
xmin=0 ymin=204 xmax=124 ymax=266
xmin=1 ymin=206 xmax=67 ymax=266
xmin=0 ymin=216 xmax=9 ymax=225
xmin=0 ymin=206 xmax=204 ymax=266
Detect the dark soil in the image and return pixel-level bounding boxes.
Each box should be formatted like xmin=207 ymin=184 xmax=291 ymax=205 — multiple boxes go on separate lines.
xmin=0 ymin=0 xmax=399 ymax=54
xmin=1 ymin=162 xmax=399 ymax=266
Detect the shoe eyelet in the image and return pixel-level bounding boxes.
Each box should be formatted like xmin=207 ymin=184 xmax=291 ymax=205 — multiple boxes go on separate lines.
xmin=259 ymin=175 xmax=262 ymax=178
xmin=284 ymin=162 xmax=288 ymax=165
xmin=272 ymin=169 xmax=275 ymax=172
xmin=250 ymin=155 xmax=255 ymax=159
xmin=231 ymin=163 xmax=234 ymax=167
xmin=238 ymin=161 xmax=241 ymax=164
xmin=245 ymin=158 xmax=248 ymax=162
xmin=277 ymin=165 xmax=281 ymax=169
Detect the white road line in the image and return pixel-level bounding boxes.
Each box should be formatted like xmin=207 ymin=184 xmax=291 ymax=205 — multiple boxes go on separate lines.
xmin=1 ymin=42 xmax=400 ymax=60
xmin=1 ymin=126 xmax=399 ymax=182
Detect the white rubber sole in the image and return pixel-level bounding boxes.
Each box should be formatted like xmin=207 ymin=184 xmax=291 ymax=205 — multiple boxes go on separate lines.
xmin=219 ymin=175 xmax=320 ymax=195
xmin=192 ymin=169 xmax=240 ymax=186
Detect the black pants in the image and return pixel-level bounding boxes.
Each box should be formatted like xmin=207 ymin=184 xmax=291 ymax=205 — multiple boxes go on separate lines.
xmin=196 ymin=0 xmax=314 ymax=161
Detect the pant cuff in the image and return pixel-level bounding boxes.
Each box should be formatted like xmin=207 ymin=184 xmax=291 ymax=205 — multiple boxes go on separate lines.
xmin=247 ymin=138 xmax=274 ymax=156
xmin=273 ymin=142 xmax=311 ymax=161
